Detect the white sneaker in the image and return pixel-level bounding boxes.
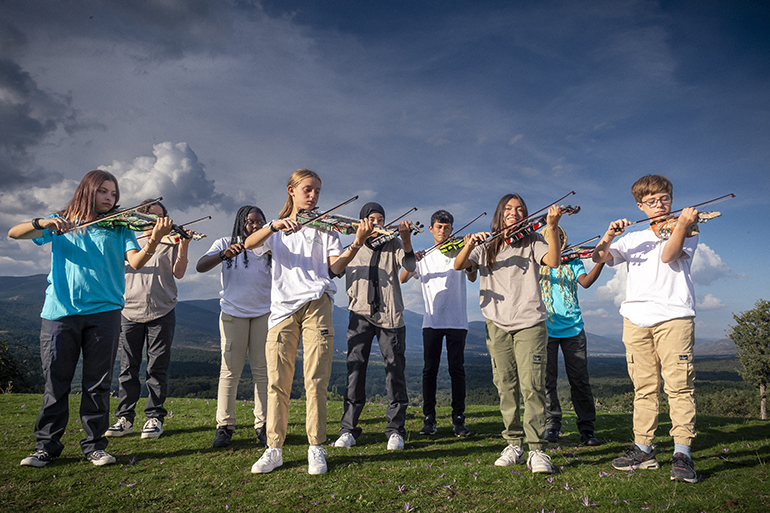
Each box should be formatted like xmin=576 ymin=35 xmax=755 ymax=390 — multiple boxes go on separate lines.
xmin=527 ymin=449 xmax=555 ymax=474
xmin=387 ymin=433 xmax=404 ymax=450
xmin=495 ymin=445 xmax=525 ymax=466
xmin=251 ymin=448 xmax=283 ymax=474
xmin=308 ymin=446 xmax=328 ymax=475
xmin=86 ymin=450 xmax=116 ymax=466
xmin=141 ymin=418 xmax=163 ymax=439
xmin=105 ymin=417 xmax=132 ymax=437
xmin=334 ymin=432 xmax=356 ymax=448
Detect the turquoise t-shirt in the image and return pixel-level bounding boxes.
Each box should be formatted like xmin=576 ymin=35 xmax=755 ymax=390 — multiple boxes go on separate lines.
xmin=540 ymin=259 xmax=586 ymax=338
xmin=34 ymin=217 xmax=140 ymax=320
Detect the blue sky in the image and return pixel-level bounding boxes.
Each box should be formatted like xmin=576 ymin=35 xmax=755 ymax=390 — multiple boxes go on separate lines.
xmin=1 ymin=0 xmax=767 ymax=340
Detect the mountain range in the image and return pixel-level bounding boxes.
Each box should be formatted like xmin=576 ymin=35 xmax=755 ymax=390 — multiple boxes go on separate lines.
xmin=0 ymin=275 xmax=736 ymax=356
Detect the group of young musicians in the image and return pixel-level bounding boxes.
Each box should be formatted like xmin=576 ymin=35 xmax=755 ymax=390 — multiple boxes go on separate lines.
xmin=11 ymin=168 xmax=700 ymax=483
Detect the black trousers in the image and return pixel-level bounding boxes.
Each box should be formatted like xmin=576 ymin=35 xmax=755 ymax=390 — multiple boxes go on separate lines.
xmin=115 ymin=309 xmax=175 ymax=423
xmin=544 ymin=329 xmax=596 ymax=433
xmin=422 ymin=328 xmax=467 ymax=420
xmin=339 ymin=312 xmax=408 ymax=439
xmin=35 ymin=310 xmax=121 ymax=456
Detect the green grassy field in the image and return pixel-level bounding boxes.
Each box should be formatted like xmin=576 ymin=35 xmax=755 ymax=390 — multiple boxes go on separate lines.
xmin=1 ymin=394 xmax=768 ymax=512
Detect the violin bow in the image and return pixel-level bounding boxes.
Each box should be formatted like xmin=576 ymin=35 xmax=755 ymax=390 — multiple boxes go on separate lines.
xmin=485 ymin=191 xmax=577 ymax=245
xmin=136 ymin=215 xmax=212 ymax=240
xmin=295 ymin=195 xmax=359 ymax=230
xmin=561 ymin=235 xmax=600 ymax=254
xmin=384 ymin=207 xmax=418 ymax=228
xmin=423 ymin=212 xmax=488 ymax=256
xmin=618 ymin=193 xmax=736 ymax=232
xmin=60 ymin=197 xmax=164 ymax=234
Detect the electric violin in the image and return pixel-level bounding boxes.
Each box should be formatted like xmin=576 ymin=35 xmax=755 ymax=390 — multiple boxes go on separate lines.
xmin=503 ymin=205 xmax=580 ymax=245
xmin=614 ymin=193 xmax=735 ymax=240
xmin=425 ymin=212 xmax=487 ymax=258
xmin=483 ymin=191 xmax=577 ymax=247
xmin=136 ymin=216 xmax=211 ymax=244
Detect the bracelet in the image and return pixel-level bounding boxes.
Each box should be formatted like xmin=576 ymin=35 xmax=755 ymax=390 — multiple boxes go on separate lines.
xmin=219 ymin=250 xmax=227 ymax=260
xmin=350 ymin=243 xmax=363 ymax=249
xmin=141 ymin=247 xmax=155 ymax=256
xmin=31 ymin=218 xmax=44 ymax=230
xmin=147 ymin=237 xmax=157 ymax=245
xmin=269 ymin=221 xmax=278 ymax=233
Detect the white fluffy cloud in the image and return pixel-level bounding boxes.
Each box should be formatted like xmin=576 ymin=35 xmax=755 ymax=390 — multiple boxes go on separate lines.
xmin=103 ymin=142 xmax=235 ymax=213
xmin=596 ymin=265 xmax=627 ymax=307
xmin=691 ymin=243 xmax=731 ymax=285
xmin=697 ymin=293 xmax=724 ymax=310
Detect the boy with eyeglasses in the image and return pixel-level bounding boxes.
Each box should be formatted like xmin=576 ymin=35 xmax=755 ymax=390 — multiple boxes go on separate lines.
xmin=593 ymin=174 xmax=700 ymax=483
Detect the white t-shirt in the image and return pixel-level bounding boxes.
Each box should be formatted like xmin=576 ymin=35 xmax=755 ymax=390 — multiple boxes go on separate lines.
xmin=608 ymin=229 xmax=697 ymax=327
xmin=263 ymin=225 xmax=342 ymax=329
xmin=204 ymin=237 xmax=271 ymax=318
xmin=414 ymin=249 xmax=468 ymax=330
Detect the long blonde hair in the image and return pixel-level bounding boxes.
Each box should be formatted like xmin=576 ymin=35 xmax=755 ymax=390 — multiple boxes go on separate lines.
xmin=278 ymin=168 xmax=321 ymax=219
xmin=539 ymin=226 xmax=578 ymax=318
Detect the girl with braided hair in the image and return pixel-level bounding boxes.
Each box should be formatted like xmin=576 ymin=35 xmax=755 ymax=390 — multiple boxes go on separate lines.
xmin=197 ymin=206 xmax=272 ymax=448
xmin=538 ymin=226 xmax=604 ymax=446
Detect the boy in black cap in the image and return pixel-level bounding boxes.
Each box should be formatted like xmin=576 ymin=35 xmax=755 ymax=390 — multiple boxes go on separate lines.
xmin=333 ymin=202 xmax=417 ymax=451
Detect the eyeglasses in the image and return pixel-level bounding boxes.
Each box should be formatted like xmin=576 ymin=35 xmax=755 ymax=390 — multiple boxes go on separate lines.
xmin=245 ymin=219 xmax=266 ymax=227
xmin=640 ymin=195 xmax=672 ymax=208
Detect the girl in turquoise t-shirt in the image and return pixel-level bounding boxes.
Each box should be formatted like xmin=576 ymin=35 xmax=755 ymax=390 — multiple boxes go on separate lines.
xmin=9 ymin=170 xmax=172 ymax=468
xmin=538 ymin=226 xmax=604 ymax=446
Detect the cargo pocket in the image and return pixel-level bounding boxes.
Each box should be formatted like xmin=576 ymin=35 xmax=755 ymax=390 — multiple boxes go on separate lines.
xmin=626 ymin=353 xmax=635 ymax=384
xmin=673 ymin=352 xmax=695 ymax=389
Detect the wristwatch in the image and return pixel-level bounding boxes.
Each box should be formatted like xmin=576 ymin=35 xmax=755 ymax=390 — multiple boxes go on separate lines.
xmin=269 ymin=221 xmax=278 ymax=233
xmin=218 ymin=250 xmax=227 ymax=260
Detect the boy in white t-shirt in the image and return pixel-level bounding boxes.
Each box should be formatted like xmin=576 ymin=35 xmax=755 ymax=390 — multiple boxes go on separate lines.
xmin=400 ymin=210 xmax=476 ymax=437
xmin=593 ymin=174 xmax=700 ymax=484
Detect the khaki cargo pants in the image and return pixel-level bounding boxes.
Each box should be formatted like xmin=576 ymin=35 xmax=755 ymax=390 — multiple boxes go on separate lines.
xmin=623 ymin=316 xmax=696 ymax=447
xmin=265 ymin=294 xmax=335 ymax=448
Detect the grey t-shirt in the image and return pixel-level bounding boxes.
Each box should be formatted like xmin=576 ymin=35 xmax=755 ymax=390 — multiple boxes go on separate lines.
xmin=468 ymin=232 xmax=549 ymax=332
xmin=123 ymin=242 xmax=178 ymax=323
xmin=343 ymin=238 xmax=416 ymax=329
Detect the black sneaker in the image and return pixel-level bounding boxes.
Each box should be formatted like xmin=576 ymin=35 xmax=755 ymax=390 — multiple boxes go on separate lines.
xmin=670 ymin=452 xmax=698 ymax=483
xmin=255 ymin=425 xmax=267 ymax=447
xmin=20 ymin=450 xmax=55 ymax=467
xmin=419 ymin=415 xmax=437 ymax=435
xmin=544 ymin=427 xmax=559 ymax=443
xmin=611 ymin=445 xmax=660 ymax=471
xmin=212 ymin=426 xmax=233 ymax=448
xmin=452 ymin=416 xmax=470 ymax=438
xmin=580 ymin=431 xmax=601 ymax=446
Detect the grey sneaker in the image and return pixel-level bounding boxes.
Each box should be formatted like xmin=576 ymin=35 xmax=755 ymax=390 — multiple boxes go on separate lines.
xmin=20 ymin=450 xmax=54 ymax=467
xmin=255 ymin=426 xmax=267 ymax=447
xmin=453 ymin=416 xmax=471 ymax=438
xmin=527 ymin=449 xmax=555 ymax=474
xmin=387 ymin=433 xmax=404 ymax=450
xmin=494 ymin=444 xmax=525 ymax=466
xmin=86 ymin=450 xmax=116 ymax=466
xmin=212 ymin=426 xmax=233 ymax=448
xmin=612 ymin=445 xmax=660 ymax=471
xmin=419 ymin=415 xmax=437 ymax=435
xmin=141 ymin=418 xmax=163 ymax=439
xmin=105 ymin=417 xmax=133 ymax=437
xmin=251 ymin=448 xmax=283 ymax=474
xmin=544 ymin=427 xmax=559 ymax=443
xmin=670 ymin=453 xmax=698 ymax=483
xmin=334 ymin=432 xmax=356 ymax=448
xmin=308 ymin=446 xmax=328 ymax=475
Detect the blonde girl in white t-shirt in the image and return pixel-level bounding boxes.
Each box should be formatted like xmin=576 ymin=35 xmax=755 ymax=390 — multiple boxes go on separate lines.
xmin=245 ymin=168 xmax=372 ymax=475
